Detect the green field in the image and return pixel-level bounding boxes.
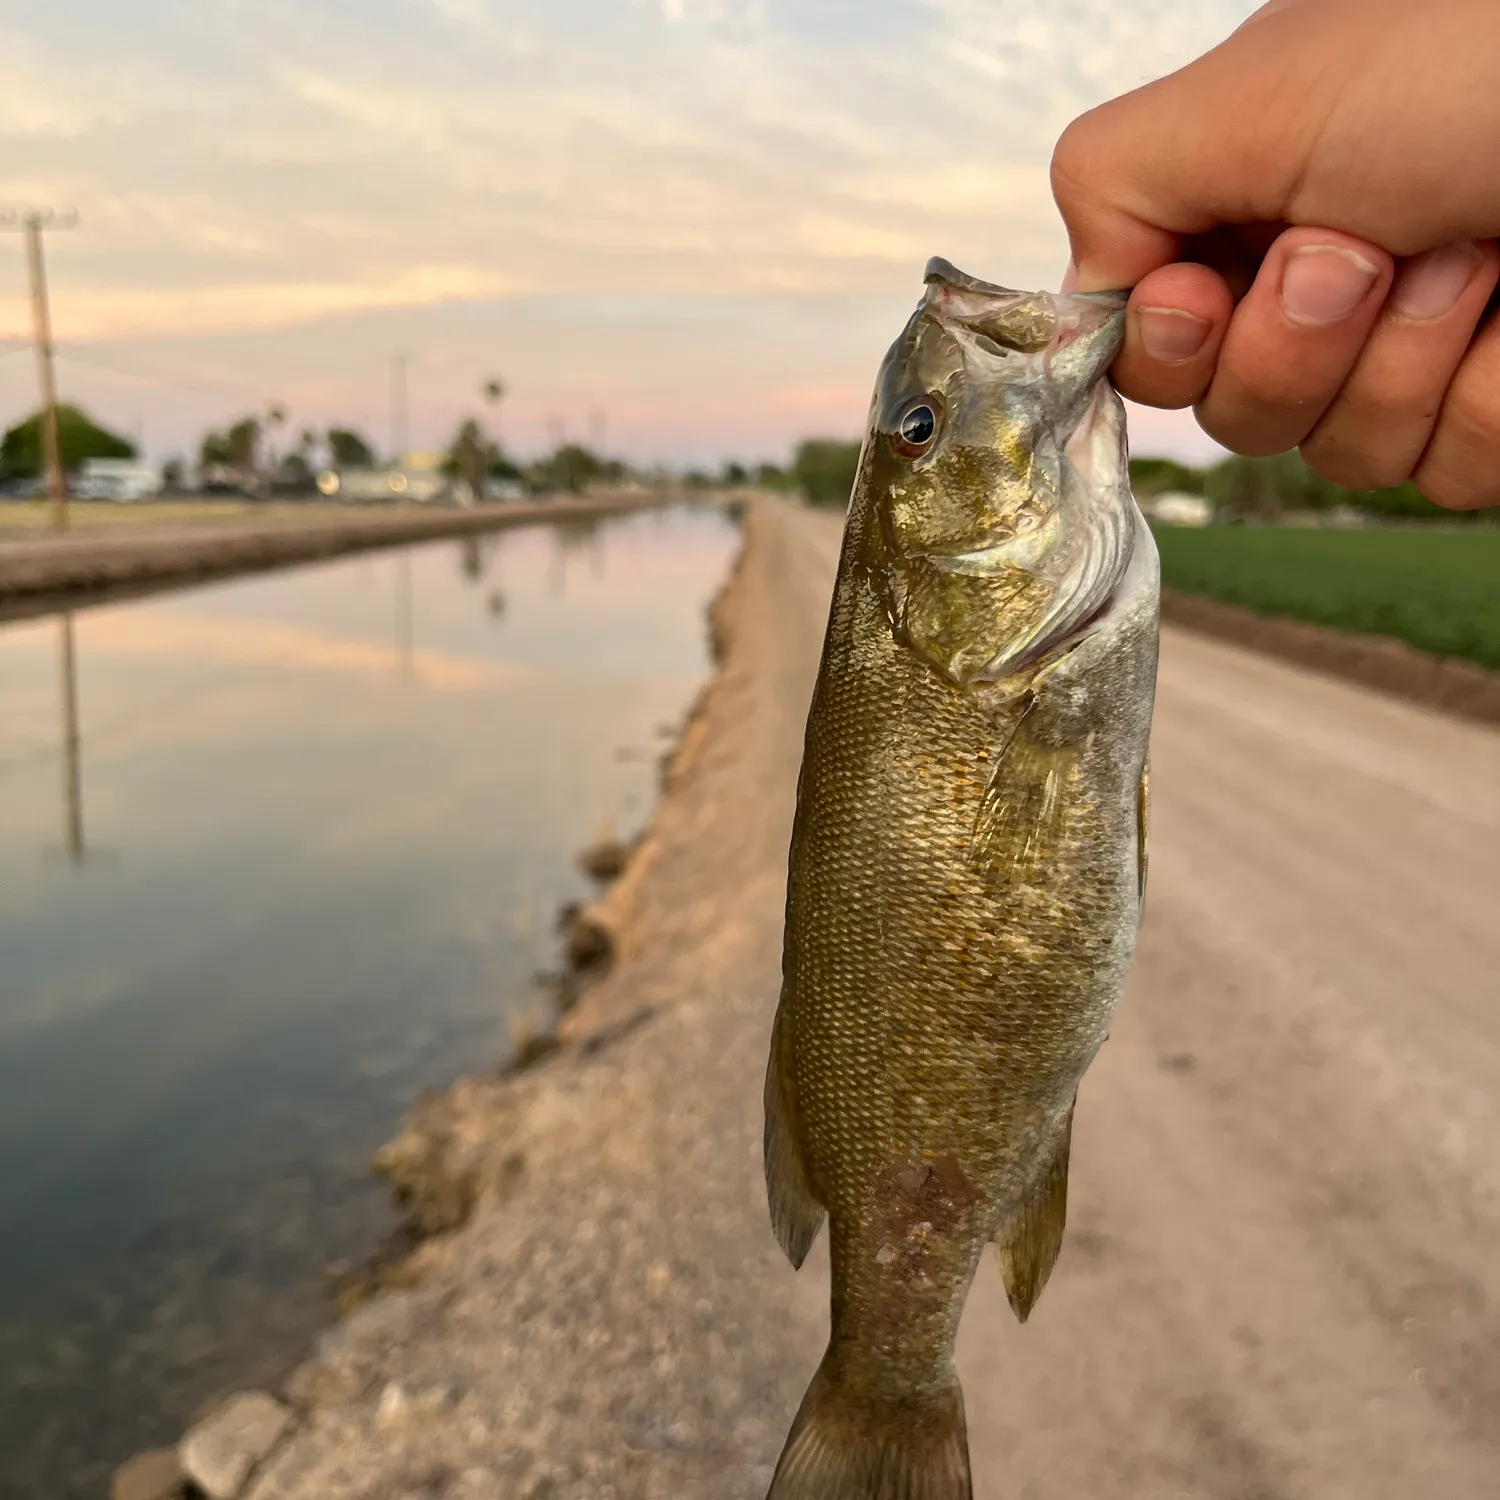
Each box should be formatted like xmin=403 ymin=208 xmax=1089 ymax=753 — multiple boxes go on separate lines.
xmin=1152 ymin=524 xmax=1500 ymax=671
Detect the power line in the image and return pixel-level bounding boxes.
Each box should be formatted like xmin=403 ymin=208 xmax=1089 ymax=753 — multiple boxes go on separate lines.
xmin=391 ymin=353 xmax=408 ymax=461
xmin=52 ymin=344 xmax=254 ymax=400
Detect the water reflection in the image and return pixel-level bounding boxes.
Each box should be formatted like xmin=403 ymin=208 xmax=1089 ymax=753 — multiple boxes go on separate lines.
xmin=0 ymin=503 xmax=736 ymax=1500
xmin=59 ymin=613 xmax=85 ymax=865
xmin=396 ymin=548 xmax=414 ymax=680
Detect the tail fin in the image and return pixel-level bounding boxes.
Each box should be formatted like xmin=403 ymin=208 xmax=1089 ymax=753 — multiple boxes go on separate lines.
xmin=766 ymin=1349 xmax=972 ymax=1500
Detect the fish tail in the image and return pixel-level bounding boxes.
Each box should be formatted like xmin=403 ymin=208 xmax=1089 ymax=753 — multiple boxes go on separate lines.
xmin=766 ymin=1347 xmax=972 ymax=1500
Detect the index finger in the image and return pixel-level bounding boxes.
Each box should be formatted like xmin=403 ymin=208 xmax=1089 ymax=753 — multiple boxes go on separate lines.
xmin=1049 ymin=16 xmax=1326 ymax=291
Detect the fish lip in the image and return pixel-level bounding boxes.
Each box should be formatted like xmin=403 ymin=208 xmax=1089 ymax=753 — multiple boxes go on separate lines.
xmin=924 ymin=256 xmax=1129 ymax=309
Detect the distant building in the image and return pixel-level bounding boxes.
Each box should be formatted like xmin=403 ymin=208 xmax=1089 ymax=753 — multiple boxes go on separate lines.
xmin=315 ymin=456 xmax=453 ymax=505
xmin=1143 ymin=491 xmax=1213 ymax=527
xmin=74 ymin=458 xmax=165 ymax=502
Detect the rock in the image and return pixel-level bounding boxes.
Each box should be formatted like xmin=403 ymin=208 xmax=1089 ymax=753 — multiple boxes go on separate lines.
xmin=373 ymin=1093 xmax=480 ymax=1237
xmin=110 ymin=1448 xmax=185 ymax=1500
xmin=180 ymin=1392 xmax=293 ymax=1499
xmin=577 ymin=837 xmax=631 ymax=883
xmin=375 ymin=1382 xmax=410 ymax=1429
xmin=556 ymin=901 xmax=614 ymax=975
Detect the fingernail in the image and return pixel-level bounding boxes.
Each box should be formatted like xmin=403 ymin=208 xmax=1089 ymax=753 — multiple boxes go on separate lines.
xmin=1279 ymin=246 xmax=1380 ymax=326
xmin=1392 ymin=241 xmax=1483 ymax=321
xmin=1137 ymin=307 xmax=1211 ymax=363
xmin=1060 ymin=260 xmax=1079 ymax=294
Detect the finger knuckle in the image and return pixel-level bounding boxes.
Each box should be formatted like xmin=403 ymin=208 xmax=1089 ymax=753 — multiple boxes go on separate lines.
xmin=1049 ymin=113 xmax=1104 ymax=203
xmin=1412 ymin=469 xmax=1495 ymax=511
xmin=1304 ymin=451 xmax=1407 ymax=493
xmin=1450 ymin=387 xmax=1500 ymax=457
xmin=1197 ymin=404 xmax=1306 ymax=459
xmin=1413 ymin=445 xmax=1500 ymax=509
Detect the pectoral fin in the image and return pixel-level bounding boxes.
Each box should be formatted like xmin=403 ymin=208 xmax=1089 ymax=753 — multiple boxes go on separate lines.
xmin=763 ymin=1011 xmax=825 ymax=1268
xmin=970 ymin=708 xmax=1081 ymax=886
xmin=995 ymin=1108 xmax=1073 ymax=1323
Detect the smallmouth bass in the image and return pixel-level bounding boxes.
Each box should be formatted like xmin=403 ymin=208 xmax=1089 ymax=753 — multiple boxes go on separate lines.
xmin=763 ymin=258 xmax=1160 ymax=1500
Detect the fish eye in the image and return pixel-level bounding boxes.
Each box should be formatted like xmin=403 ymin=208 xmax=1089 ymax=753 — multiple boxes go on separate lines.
xmin=891 ymin=397 xmax=941 ymax=458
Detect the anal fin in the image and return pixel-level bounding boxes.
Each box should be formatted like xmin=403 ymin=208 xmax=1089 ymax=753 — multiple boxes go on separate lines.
xmin=995 ymin=1107 xmax=1074 ymax=1323
xmin=970 ymin=707 xmax=1081 ymax=886
xmin=764 ymin=1011 xmax=825 ymax=1268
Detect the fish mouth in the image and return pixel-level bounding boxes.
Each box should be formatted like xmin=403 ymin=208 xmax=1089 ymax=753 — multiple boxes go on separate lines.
xmin=924 ymin=256 xmax=1128 ymax=310
xmin=921 ymin=257 xmax=1128 ymax=387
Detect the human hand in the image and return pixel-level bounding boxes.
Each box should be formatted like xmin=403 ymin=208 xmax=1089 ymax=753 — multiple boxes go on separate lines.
xmin=1050 ymin=0 xmax=1500 ymax=508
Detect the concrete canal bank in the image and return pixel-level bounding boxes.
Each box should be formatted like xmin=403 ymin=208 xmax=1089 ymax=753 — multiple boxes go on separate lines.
xmin=0 ymin=491 xmax=699 ymax=624
xmin=123 ymin=496 xmax=1500 ymax=1500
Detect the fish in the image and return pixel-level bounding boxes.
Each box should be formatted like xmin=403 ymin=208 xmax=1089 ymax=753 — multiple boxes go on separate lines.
xmin=762 ymin=257 xmax=1159 ymax=1500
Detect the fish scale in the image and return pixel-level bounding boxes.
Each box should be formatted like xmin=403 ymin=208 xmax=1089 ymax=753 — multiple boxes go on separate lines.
xmin=762 ymin=259 xmax=1160 ymax=1500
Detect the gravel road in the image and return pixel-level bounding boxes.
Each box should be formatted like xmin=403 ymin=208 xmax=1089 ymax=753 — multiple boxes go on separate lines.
xmin=242 ymin=496 xmax=1499 ymax=1500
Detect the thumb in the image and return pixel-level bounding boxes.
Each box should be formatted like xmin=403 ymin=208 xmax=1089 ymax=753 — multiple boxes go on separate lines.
xmin=1050 ymin=6 xmax=1328 ymax=292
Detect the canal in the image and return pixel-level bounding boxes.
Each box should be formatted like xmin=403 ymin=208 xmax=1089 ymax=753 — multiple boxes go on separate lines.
xmin=0 ymin=504 xmax=738 ymax=1498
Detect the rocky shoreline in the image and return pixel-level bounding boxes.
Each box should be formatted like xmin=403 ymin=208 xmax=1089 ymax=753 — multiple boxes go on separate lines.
xmin=109 ymin=502 xmax=762 ymax=1500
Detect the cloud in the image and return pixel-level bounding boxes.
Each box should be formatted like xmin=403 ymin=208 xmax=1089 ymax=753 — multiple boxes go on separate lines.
xmin=50 ymin=264 xmax=533 ymax=342
xmin=2 ymin=1 xmax=1258 ymax=325
xmin=71 ymin=609 xmax=527 ymax=692
xmin=0 ymin=1 xmax=1256 ymax=460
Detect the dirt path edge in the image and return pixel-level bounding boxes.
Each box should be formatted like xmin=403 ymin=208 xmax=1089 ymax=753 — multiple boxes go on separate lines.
xmin=1160 ymin=587 xmax=1500 ymax=725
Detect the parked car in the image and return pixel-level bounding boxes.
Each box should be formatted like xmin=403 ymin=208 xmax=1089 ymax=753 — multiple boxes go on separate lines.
xmin=74 ymin=459 xmax=165 ymax=502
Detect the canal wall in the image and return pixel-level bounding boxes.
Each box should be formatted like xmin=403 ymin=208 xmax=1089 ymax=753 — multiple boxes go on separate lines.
xmin=0 ymin=490 xmax=717 ymax=624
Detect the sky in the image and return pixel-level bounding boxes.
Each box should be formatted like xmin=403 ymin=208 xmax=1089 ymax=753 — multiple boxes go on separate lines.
xmin=0 ymin=0 xmax=1261 ymax=467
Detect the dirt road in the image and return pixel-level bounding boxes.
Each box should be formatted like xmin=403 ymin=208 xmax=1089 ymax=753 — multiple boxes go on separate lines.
xmin=238 ymin=497 xmax=1498 ymax=1500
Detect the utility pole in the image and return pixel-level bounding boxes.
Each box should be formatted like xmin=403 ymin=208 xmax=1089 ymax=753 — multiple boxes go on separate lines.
xmin=391 ymin=353 xmax=409 ymax=465
xmin=1 ymin=209 xmax=76 ymax=532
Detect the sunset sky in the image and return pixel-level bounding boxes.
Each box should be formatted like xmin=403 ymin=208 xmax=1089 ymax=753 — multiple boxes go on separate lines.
xmin=0 ymin=0 xmax=1260 ymax=467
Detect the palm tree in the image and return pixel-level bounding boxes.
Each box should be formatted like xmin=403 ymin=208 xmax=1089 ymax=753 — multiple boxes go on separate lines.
xmin=263 ymin=403 xmax=287 ymax=473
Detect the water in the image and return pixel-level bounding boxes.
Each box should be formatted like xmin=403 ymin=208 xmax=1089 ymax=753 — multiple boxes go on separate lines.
xmin=0 ymin=504 xmax=738 ymax=1499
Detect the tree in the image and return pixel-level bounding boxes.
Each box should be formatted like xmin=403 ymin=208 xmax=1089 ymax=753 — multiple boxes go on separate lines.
xmin=449 ymin=418 xmax=494 ymax=496
xmin=1129 ymin=457 xmax=1205 ymax=497
xmin=528 ymin=443 xmax=610 ymax=495
xmin=1202 ymin=451 xmax=1345 ymax=520
xmin=327 ymin=427 xmax=376 ymax=469
xmin=754 ymin=462 xmax=794 ymax=491
xmin=0 ymin=405 xmax=136 ymax=481
xmin=1349 ymin=481 xmax=1463 ymax=520
xmin=227 ymin=417 xmax=261 ymax=475
xmin=721 ymin=460 xmax=749 ymax=485
xmin=793 ymin=439 xmax=862 ymax=508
